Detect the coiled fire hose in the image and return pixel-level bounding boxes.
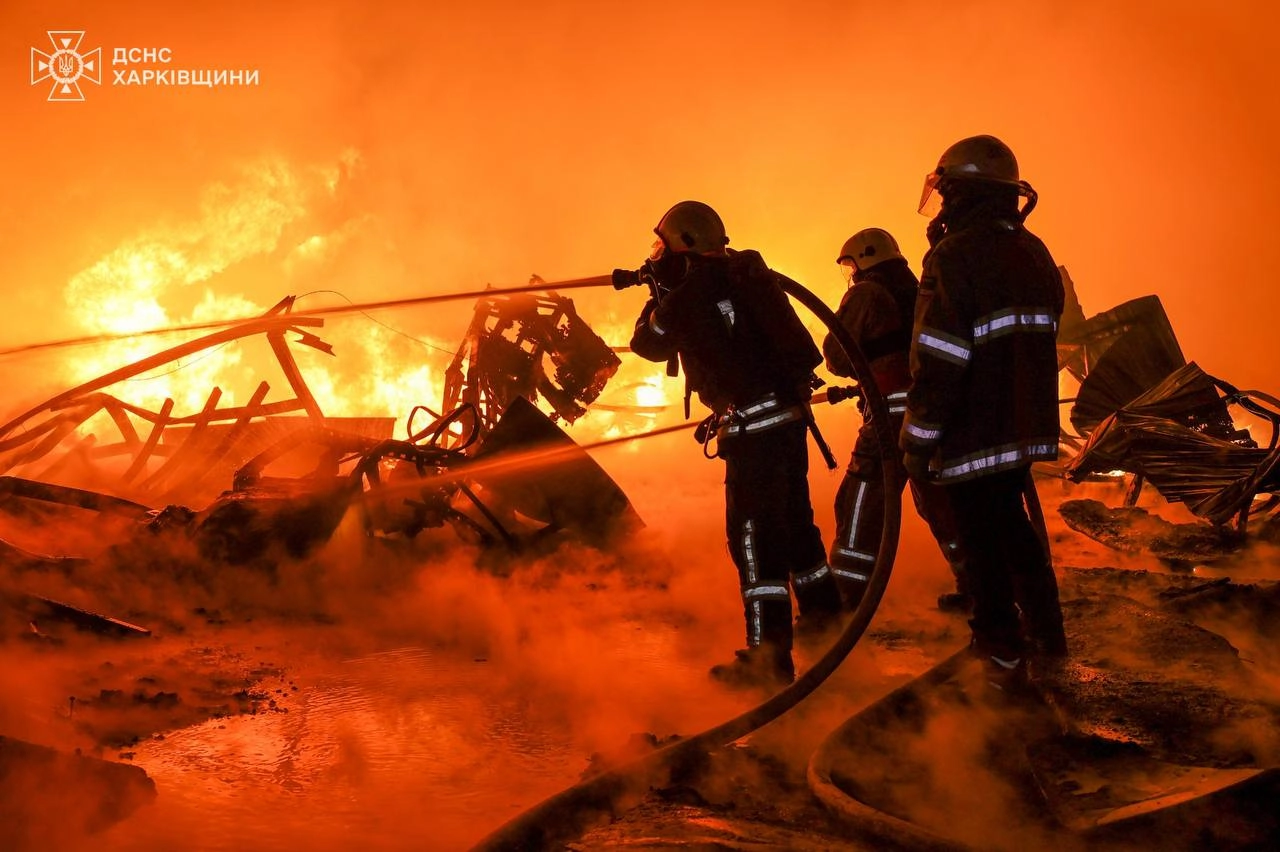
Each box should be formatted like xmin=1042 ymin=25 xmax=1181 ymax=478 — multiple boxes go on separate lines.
xmin=469 ymin=276 xmax=905 ymax=850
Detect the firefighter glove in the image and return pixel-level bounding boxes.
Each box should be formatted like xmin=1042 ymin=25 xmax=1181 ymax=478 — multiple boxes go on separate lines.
xmin=903 ymin=449 xmax=934 ymax=483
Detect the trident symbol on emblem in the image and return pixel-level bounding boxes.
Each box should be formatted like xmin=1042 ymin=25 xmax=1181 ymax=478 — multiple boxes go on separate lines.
xmin=56 ymin=53 xmax=78 ymax=77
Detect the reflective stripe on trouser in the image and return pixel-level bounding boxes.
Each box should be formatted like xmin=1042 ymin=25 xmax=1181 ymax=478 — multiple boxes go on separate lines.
xmin=724 ymin=420 xmax=835 ymax=649
xmin=831 ymin=474 xmax=877 ymax=602
xmin=791 ymin=559 xmax=842 ymax=617
xmin=742 ymin=582 xmax=791 ymax=647
xmin=832 ymin=416 xmax=968 ymax=594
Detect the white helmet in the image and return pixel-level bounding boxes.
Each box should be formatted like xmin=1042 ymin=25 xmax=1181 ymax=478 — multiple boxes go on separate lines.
xmin=836 ymin=228 xmax=904 ymax=272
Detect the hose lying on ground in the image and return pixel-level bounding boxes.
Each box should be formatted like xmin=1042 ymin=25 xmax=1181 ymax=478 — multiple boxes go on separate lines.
xmin=806 ymin=650 xmax=972 ymax=852
xmin=469 ymin=276 xmax=907 ymax=851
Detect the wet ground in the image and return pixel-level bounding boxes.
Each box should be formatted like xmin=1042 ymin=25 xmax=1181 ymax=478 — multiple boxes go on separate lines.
xmin=97 ymin=644 xmax=584 ymax=850
xmin=2 ymin=469 xmax=1279 ymax=851
xmin=566 ymin=483 xmax=1280 ymax=850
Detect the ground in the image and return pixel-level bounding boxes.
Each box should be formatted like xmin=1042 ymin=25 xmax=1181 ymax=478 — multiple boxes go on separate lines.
xmin=2 ymin=471 xmax=1279 ymax=851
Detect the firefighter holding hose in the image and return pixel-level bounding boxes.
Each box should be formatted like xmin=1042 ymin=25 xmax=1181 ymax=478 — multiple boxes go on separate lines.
xmin=822 ymin=228 xmax=970 ymax=615
xmin=623 ymin=200 xmax=844 ymax=689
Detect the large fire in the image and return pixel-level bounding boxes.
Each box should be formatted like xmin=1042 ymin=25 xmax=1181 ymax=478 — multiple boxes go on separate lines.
xmin=53 ymin=161 xmax=677 ymax=468
xmin=56 ymin=156 xmax=456 ymax=449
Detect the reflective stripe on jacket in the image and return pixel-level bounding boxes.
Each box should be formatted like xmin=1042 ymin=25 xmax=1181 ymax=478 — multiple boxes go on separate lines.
xmin=901 ymin=217 xmax=1064 ymax=482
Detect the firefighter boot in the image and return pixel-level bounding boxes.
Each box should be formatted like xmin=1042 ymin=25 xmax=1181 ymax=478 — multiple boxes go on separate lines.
xmin=937 ymin=559 xmax=974 ymax=615
xmin=1019 ymin=559 xmax=1068 ymax=659
xmin=966 ymin=636 xmax=1038 ymax=704
xmin=709 ymin=644 xmax=796 ymax=691
xmin=982 ymin=653 xmax=1030 ymax=696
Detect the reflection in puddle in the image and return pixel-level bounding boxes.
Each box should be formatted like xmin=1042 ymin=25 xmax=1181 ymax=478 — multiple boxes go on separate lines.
xmin=99 ymin=646 xmax=585 ymax=851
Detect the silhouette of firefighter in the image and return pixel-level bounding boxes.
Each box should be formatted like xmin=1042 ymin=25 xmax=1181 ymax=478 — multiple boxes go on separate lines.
xmin=624 ymin=200 xmax=843 ymax=689
xmin=821 ymin=228 xmax=970 ymax=614
xmin=901 ymin=135 xmax=1069 ymax=693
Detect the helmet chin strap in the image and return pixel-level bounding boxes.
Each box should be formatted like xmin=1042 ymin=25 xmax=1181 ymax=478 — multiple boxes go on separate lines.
xmin=930 ymin=178 xmax=1036 ymax=244
xmin=1018 ymin=182 xmax=1039 ymax=221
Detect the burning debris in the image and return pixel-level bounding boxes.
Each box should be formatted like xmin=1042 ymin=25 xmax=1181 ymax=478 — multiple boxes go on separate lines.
xmin=442 ymin=288 xmax=623 ymax=439
xmin=0 ymin=285 xmax=646 ymax=847
xmin=0 ymin=300 xmax=389 ymax=510
xmin=0 ymin=289 xmax=639 ymax=587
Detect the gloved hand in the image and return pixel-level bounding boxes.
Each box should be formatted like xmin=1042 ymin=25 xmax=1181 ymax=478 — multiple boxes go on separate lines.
xmin=926 ymin=216 xmax=947 ymax=248
xmin=793 ymin=372 xmax=821 ymax=403
xmin=902 ymin=450 xmax=934 ymax=483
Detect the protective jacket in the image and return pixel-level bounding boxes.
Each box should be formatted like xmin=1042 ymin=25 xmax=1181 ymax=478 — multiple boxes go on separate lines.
xmin=630 ymin=247 xmax=841 ymax=654
xmin=900 ymin=206 xmax=1064 ymax=482
xmin=822 ymin=259 xmax=916 ymax=397
xmin=630 ymin=249 xmax=821 ymax=416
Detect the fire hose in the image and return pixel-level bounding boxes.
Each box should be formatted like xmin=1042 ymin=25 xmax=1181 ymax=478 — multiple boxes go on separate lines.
xmin=468 ymin=274 xmax=904 ymax=851
xmin=0 ymin=276 xmax=618 ymax=359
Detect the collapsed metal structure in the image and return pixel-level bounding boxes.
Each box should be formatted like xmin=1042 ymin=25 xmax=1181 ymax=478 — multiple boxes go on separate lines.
xmin=441 ymin=287 xmax=621 ymax=440
xmin=0 ymin=290 xmax=636 ymax=583
xmin=1050 ymin=269 xmax=1280 ymax=558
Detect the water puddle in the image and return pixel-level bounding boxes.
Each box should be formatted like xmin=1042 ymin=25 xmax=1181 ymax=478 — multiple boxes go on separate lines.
xmin=98 ymin=646 xmax=585 ymax=850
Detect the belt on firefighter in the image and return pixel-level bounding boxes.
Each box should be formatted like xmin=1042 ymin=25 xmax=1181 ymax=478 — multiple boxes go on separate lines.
xmin=716 ymin=393 xmax=805 ymax=440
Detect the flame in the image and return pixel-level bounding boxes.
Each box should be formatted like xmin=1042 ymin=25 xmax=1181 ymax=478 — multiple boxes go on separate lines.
xmin=52 ymin=154 xmax=670 ymax=463
xmin=302 ymin=330 xmax=444 ymax=430
xmin=565 ymin=310 xmax=678 ymax=446
xmin=61 ymin=157 xmax=324 ymax=413
xmin=56 ymin=153 xmax=454 ymax=445
xmin=633 ymin=375 xmax=667 ymax=410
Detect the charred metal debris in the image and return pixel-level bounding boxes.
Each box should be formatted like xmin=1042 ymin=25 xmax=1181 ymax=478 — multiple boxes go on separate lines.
xmin=1048 ymin=268 xmax=1280 ymax=564
xmin=0 ymin=290 xmax=639 ymax=637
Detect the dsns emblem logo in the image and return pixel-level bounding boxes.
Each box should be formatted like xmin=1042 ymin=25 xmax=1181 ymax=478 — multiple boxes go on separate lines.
xmin=31 ymin=31 xmax=101 ymax=102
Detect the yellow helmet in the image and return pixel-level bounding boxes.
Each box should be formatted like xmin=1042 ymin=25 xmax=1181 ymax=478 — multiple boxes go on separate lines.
xmin=919 ymin=134 xmax=1025 ymax=215
xmin=836 ymin=228 xmax=904 ymax=272
xmin=654 ymin=201 xmax=729 ymax=255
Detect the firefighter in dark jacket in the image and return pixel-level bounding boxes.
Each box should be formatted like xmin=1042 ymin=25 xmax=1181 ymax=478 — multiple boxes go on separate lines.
xmin=901 ymin=135 xmax=1069 ymax=691
xmin=822 ymin=229 xmax=969 ymax=613
xmin=629 ymin=200 xmax=844 ymax=689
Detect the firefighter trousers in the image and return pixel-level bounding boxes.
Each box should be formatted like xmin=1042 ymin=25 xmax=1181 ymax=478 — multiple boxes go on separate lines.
xmin=944 ymin=466 xmax=1066 ymax=660
xmin=831 ymin=416 xmax=966 ymax=605
xmin=723 ymin=420 xmax=842 ymax=652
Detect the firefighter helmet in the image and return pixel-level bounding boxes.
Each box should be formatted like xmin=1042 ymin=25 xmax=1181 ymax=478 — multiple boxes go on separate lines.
xmin=654 ymin=201 xmax=729 ymax=254
xmin=836 ymin=228 xmax=904 ymax=272
xmin=919 ymin=134 xmax=1024 ymax=215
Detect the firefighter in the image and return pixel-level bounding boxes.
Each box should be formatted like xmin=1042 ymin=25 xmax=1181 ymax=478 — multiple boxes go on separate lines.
xmin=901 ymin=135 xmax=1069 ymax=692
xmin=629 ymin=200 xmax=844 ymax=689
xmin=821 ymin=228 xmax=970 ymax=613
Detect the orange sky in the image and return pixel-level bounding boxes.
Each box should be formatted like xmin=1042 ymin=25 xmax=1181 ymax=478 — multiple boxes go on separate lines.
xmin=2 ymin=0 xmax=1279 ymax=396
